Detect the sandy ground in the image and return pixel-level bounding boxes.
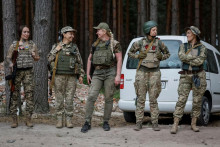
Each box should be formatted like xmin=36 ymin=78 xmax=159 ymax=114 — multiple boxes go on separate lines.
xmin=1 ymin=112 xmax=220 ymax=147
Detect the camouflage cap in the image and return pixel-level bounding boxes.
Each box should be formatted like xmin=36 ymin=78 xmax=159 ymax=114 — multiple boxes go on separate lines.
xmin=93 ymin=22 xmax=111 ymax=31
xmin=61 ymin=26 xmax=77 ymax=34
xmin=185 ymin=26 xmax=201 ymax=36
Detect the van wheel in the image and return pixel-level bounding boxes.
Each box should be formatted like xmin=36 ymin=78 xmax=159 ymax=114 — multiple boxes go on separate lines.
xmin=198 ymin=96 xmax=210 ymax=126
xmin=123 ymin=112 xmax=136 ymax=123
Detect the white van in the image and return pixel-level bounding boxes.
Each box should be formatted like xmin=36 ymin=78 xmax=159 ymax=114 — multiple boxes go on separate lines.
xmin=119 ymin=36 xmax=220 ymax=125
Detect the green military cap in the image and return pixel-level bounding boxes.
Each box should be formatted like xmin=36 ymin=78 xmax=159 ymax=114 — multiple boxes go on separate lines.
xmin=185 ymin=26 xmax=201 ymax=37
xmin=93 ymin=22 xmax=111 ymax=31
xmin=143 ymin=21 xmax=158 ymax=34
xmin=61 ymin=26 xmax=77 ymax=34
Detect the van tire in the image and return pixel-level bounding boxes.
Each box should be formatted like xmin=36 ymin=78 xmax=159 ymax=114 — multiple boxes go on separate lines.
xmin=123 ymin=112 xmax=136 ymax=123
xmin=198 ymin=96 xmax=210 ymax=126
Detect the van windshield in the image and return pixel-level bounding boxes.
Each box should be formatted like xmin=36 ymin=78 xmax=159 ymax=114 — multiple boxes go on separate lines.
xmin=126 ymin=40 xmax=182 ymax=69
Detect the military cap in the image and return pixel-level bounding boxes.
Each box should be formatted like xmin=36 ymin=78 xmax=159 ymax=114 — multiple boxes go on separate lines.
xmin=93 ymin=22 xmax=111 ymax=31
xmin=61 ymin=26 xmax=77 ymax=34
xmin=185 ymin=26 xmax=201 ymax=37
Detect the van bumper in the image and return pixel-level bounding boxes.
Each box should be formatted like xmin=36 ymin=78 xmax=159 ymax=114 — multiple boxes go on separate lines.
xmin=118 ymin=100 xmax=193 ymax=113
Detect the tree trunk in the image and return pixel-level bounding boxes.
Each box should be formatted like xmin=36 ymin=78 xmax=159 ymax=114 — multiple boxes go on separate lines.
xmin=218 ymin=0 xmax=220 ymax=51
xmin=2 ymin=0 xmax=17 ymax=114
xmin=30 ymin=0 xmax=34 ymax=32
xmin=84 ymin=0 xmax=89 ymax=66
xmin=150 ymin=0 xmax=157 ymax=22
xmin=195 ymin=0 xmax=200 ymax=27
xmin=166 ymin=0 xmax=171 ymax=34
xmin=106 ymin=0 xmax=111 ymax=24
xmin=0 ymin=1 xmax=3 ymax=62
xmin=88 ymin=0 xmax=93 ymax=48
xmin=137 ymin=0 xmax=146 ymax=36
xmin=73 ymin=0 xmax=77 ymax=30
xmin=25 ymin=0 xmax=30 ymax=27
xmin=117 ymin=0 xmax=122 ymax=41
xmin=33 ymin=0 xmax=52 ymax=113
xmin=55 ymin=0 xmax=59 ymax=42
xmin=80 ymin=0 xmax=85 ymax=65
xmin=112 ymin=0 xmax=117 ymax=38
xmin=62 ymin=0 xmax=67 ymax=27
xmin=211 ymin=0 xmax=216 ymax=47
xmin=16 ymin=0 xmax=23 ymax=28
xmin=51 ymin=0 xmax=56 ymax=44
xmin=126 ymin=0 xmax=129 ymax=44
xmin=187 ymin=0 xmax=193 ymax=26
xmin=146 ymin=0 xmax=150 ymax=21
xmin=171 ymin=0 xmax=178 ymax=35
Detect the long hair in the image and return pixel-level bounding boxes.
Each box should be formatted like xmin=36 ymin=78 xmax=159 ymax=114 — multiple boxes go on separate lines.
xmin=17 ymin=25 xmax=30 ymax=40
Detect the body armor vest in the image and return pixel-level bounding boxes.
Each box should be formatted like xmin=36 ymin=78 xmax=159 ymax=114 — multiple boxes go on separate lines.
xmin=16 ymin=41 xmax=34 ymax=69
xmin=140 ymin=38 xmax=160 ymax=68
xmin=92 ymin=41 xmax=114 ymax=66
xmin=182 ymin=43 xmax=203 ymax=71
xmin=56 ymin=44 xmax=77 ymax=75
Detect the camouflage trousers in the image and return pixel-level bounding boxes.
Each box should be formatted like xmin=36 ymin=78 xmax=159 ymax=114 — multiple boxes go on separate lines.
xmin=174 ymin=70 xmax=207 ymax=119
xmin=134 ymin=69 xmax=161 ymax=124
xmin=10 ymin=68 xmax=34 ymax=117
xmin=85 ymin=67 xmax=116 ymax=123
xmin=54 ymin=74 xmax=77 ymax=117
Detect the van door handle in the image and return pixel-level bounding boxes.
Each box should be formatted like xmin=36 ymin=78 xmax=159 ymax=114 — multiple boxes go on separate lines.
xmin=126 ymin=79 xmax=132 ymax=81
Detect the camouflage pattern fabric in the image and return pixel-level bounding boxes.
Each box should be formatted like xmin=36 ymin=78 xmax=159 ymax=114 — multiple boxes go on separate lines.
xmin=10 ymin=69 xmax=34 ymax=117
xmin=128 ymin=37 xmax=170 ymax=125
xmin=85 ymin=67 xmax=116 ymax=123
xmin=174 ymin=42 xmax=207 ymax=119
xmin=134 ymin=69 xmax=161 ymax=124
xmin=54 ymin=75 xmax=77 ymax=117
xmin=174 ymin=70 xmax=207 ymax=118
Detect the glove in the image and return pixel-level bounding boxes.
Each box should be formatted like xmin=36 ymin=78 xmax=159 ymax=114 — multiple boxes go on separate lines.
xmin=138 ymin=52 xmax=147 ymax=59
xmin=156 ymin=52 xmax=163 ymax=61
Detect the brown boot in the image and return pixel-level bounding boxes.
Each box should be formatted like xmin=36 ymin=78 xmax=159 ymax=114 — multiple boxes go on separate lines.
xmin=134 ymin=122 xmax=142 ymax=131
xmin=152 ymin=123 xmax=160 ymax=131
xmin=26 ymin=115 xmax=33 ymax=127
xmin=170 ymin=117 xmax=180 ymax=134
xmin=56 ymin=116 xmax=63 ymax=128
xmin=66 ymin=116 xmax=73 ymax=128
xmin=191 ymin=117 xmax=199 ymax=132
xmin=11 ymin=116 xmax=18 ymax=128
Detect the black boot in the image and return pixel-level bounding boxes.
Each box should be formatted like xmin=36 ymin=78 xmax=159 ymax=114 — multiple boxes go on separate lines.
xmin=103 ymin=121 xmax=110 ymax=131
xmin=81 ymin=121 xmax=91 ymax=133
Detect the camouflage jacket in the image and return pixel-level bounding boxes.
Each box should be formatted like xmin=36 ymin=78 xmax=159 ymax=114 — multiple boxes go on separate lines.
xmin=48 ymin=41 xmax=85 ymax=77
xmin=178 ymin=42 xmax=207 ymax=67
xmin=128 ymin=37 xmax=170 ymax=60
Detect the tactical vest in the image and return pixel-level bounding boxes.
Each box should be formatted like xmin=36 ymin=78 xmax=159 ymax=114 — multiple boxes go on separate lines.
xmin=182 ymin=43 xmax=207 ymax=71
xmin=92 ymin=40 xmax=114 ymax=66
xmin=140 ymin=38 xmax=160 ymax=68
xmin=15 ymin=41 xmax=34 ymax=69
xmin=56 ymin=44 xmax=77 ymax=75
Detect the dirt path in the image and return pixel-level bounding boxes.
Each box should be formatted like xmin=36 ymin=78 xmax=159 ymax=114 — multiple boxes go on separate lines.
xmin=1 ymin=112 xmax=220 ymax=147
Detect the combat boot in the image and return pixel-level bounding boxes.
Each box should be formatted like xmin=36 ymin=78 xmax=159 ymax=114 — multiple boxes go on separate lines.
xmin=81 ymin=121 xmax=91 ymax=133
xmin=66 ymin=116 xmax=73 ymax=128
xmin=56 ymin=115 xmax=63 ymax=128
xmin=11 ymin=116 xmax=18 ymax=128
xmin=134 ymin=122 xmax=142 ymax=131
xmin=191 ymin=117 xmax=199 ymax=132
xmin=152 ymin=123 xmax=160 ymax=131
xmin=103 ymin=121 xmax=110 ymax=131
xmin=26 ymin=115 xmax=33 ymax=127
xmin=170 ymin=117 xmax=180 ymax=134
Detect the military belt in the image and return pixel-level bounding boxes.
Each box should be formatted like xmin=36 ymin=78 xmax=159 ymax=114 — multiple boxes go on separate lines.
xmin=95 ymin=65 xmax=115 ymax=70
xmin=17 ymin=67 xmax=33 ymax=70
xmin=178 ymin=69 xmax=203 ymax=75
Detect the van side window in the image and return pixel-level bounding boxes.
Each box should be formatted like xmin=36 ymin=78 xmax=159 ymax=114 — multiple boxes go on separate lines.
xmin=215 ymin=53 xmax=220 ymax=69
xmin=206 ymin=49 xmax=218 ymax=74
xmin=126 ymin=40 xmax=182 ymax=69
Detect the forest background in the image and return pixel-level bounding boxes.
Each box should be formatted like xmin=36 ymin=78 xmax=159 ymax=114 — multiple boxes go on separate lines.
xmin=1 ymin=0 xmax=220 ymax=113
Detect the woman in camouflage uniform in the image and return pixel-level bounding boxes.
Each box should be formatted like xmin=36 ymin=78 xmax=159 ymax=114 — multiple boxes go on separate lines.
xmin=128 ymin=21 xmax=170 ymax=131
xmin=6 ymin=25 xmax=40 ymax=128
xmin=81 ymin=22 xmax=122 ymax=133
xmin=170 ymin=26 xmax=207 ymax=134
xmin=48 ymin=26 xmax=84 ymax=128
